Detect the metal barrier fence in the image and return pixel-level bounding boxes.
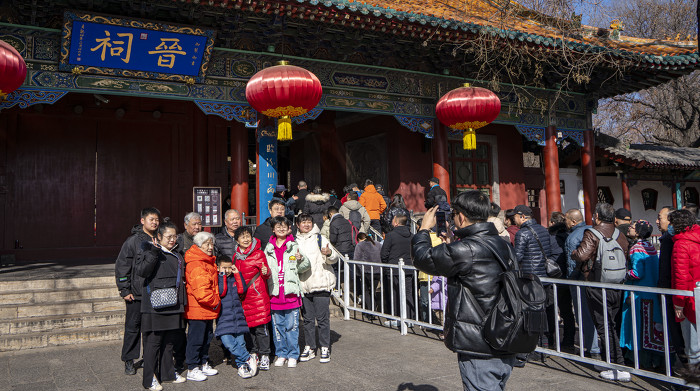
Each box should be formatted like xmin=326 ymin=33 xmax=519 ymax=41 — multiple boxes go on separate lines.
xmin=334 ymin=256 xmax=699 ymax=387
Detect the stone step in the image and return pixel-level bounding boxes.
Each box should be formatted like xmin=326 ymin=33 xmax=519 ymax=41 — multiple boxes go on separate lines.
xmin=0 ymin=310 xmax=125 ymax=335
xmin=0 ymin=297 xmax=124 ymax=320
xmin=0 ymin=325 xmax=123 ymax=352
xmin=0 ymin=286 xmax=118 ymax=305
xmin=0 ymin=275 xmax=115 ymax=294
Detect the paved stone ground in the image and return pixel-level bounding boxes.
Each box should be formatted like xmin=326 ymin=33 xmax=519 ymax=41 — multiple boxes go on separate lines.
xmin=0 ymin=314 xmax=678 ymax=391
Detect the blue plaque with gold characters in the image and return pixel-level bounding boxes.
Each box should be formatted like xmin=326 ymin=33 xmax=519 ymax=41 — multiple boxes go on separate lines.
xmin=60 ymin=11 xmax=216 ymax=83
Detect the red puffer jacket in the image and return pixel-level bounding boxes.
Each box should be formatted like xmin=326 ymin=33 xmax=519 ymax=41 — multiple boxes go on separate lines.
xmin=672 ymin=224 xmax=700 ymax=323
xmin=234 ymin=238 xmax=271 ymax=327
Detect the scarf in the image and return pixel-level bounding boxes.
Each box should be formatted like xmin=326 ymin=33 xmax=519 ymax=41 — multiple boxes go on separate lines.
xmin=234 ymin=237 xmax=258 ymax=263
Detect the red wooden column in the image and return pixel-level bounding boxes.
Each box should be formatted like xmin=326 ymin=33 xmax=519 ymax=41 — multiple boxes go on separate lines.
xmin=432 ymin=122 xmax=451 ymax=201
xmin=230 ymin=123 xmax=249 ymax=216
xmin=543 ymin=125 xmax=561 ymax=219
xmin=581 ymin=130 xmax=597 ymax=225
xmin=620 ymin=174 xmax=631 ymax=211
xmin=193 ymin=111 xmax=208 ymax=187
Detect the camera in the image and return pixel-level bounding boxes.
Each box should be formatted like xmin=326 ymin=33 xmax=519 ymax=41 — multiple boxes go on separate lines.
xmin=435 ymin=201 xmax=451 ymax=236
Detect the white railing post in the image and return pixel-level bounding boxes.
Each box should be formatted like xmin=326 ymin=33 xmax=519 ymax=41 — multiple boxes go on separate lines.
xmin=343 ymin=254 xmax=350 ymax=320
xmin=398 ymin=258 xmax=408 ymax=335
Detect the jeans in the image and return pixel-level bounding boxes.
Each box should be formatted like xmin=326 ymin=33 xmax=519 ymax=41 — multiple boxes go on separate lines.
xmin=121 ymin=299 xmax=142 ymax=361
xmin=570 ymin=285 xmax=600 ymax=354
xmin=142 ymin=329 xmax=179 ymax=388
xmin=302 ymin=293 xmax=331 ymax=349
xmin=272 ymin=308 xmax=300 ymax=359
xmin=681 ymin=318 xmax=700 ymax=364
xmin=220 ymin=333 xmax=250 ymax=367
xmin=587 ymin=287 xmax=624 ymax=365
xmin=458 ymin=354 xmax=515 ymax=391
xmin=185 ymin=319 xmax=214 ymax=370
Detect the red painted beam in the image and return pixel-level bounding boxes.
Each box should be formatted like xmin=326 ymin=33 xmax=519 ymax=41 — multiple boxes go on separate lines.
xmin=543 ymin=125 xmax=562 ymax=218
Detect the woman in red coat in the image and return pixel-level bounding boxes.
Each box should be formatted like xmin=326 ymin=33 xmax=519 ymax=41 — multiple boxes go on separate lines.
xmin=232 ymin=226 xmax=272 ymax=370
xmin=670 ymin=209 xmax=700 ymax=365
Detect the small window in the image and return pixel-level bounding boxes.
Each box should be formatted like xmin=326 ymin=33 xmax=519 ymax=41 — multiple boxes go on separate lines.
xmin=527 ymin=188 xmax=540 ymax=209
xmin=685 ymin=187 xmax=699 ymax=206
xmin=597 ymin=186 xmax=614 ymax=205
xmin=641 ymin=188 xmax=658 ymax=210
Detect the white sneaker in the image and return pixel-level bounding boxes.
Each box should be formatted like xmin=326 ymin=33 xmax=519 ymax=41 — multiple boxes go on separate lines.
xmin=149 ymin=376 xmax=163 ymax=390
xmin=287 ymin=358 xmax=297 ymax=368
xmin=320 ymin=347 xmax=331 ymax=363
xmin=615 ymin=370 xmax=631 ymax=382
xmin=173 ymin=372 xmax=186 ymax=383
xmin=201 ymin=362 xmax=218 ymax=376
xmin=599 ymin=370 xmax=615 ymax=380
xmin=247 ymin=355 xmax=258 ymax=377
xmin=259 ymin=355 xmax=270 ymax=371
xmin=274 ymin=357 xmax=287 ymax=367
xmin=186 ymin=368 xmax=207 ymax=382
xmin=300 ymin=346 xmax=316 ymax=362
xmin=238 ymin=364 xmax=253 ymax=379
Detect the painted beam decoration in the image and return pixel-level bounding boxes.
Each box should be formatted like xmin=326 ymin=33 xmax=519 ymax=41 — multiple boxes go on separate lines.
xmin=59 ymin=11 xmax=216 ymax=83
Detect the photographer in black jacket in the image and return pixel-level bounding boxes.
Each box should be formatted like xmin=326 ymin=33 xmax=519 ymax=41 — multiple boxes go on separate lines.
xmin=115 ymin=207 xmax=160 ymax=375
xmin=412 ymin=190 xmax=515 ymax=391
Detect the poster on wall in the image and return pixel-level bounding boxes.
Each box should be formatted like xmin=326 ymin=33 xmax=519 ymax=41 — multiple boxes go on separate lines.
xmin=193 ymin=187 xmax=222 ymax=227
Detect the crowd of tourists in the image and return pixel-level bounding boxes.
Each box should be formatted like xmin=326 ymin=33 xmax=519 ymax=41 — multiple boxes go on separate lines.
xmin=114 ymin=174 xmax=700 ymax=390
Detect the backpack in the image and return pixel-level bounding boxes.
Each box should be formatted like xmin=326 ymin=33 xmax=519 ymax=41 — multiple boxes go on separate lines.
xmin=348 ymin=209 xmax=362 ymax=233
xmin=465 ymin=236 xmax=548 ymax=354
xmin=588 ymin=228 xmax=627 ymax=283
xmin=348 ymin=220 xmax=359 ymax=245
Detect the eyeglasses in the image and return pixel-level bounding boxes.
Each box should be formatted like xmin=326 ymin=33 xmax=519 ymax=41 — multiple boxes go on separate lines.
xmin=162 ymin=235 xmax=177 ymax=241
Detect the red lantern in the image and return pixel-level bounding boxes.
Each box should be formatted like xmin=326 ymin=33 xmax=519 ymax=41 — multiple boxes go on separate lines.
xmin=0 ymin=40 xmax=27 ymax=100
xmin=436 ymin=84 xmax=501 ymax=150
xmin=245 ymin=61 xmax=322 ymax=141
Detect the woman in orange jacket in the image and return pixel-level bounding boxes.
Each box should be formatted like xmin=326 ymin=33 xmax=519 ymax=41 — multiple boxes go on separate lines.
xmin=184 ymin=232 xmax=221 ymax=382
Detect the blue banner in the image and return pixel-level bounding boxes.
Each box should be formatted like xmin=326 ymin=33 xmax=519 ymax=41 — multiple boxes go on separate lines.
xmin=60 ymin=12 xmax=216 ymax=82
xmin=69 ymin=21 xmax=207 ymax=76
xmin=258 ymin=127 xmax=278 ymax=223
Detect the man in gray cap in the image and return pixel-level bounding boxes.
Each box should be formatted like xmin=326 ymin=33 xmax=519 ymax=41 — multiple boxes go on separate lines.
xmin=614 ymin=208 xmax=635 ymax=247
xmin=424 ymin=177 xmax=447 ymax=209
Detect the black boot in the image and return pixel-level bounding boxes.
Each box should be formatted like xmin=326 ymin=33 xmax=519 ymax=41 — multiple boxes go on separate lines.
xmin=124 ymin=359 xmax=136 ymax=375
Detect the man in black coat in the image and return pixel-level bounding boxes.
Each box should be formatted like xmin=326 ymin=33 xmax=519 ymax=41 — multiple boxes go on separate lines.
xmin=293 ymin=180 xmax=310 ymax=215
xmin=327 ymin=206 xmax=354 ymax=257
xmin=424 ymin=177 xmax=447 ymax=209
xmin=215 ymin=209 xmax=241 ymax=258
xmin=412 ymin=191 xmax=516 ymax=390
xmin=381 ymin=214 xmax=415 ymax=324
xmin=254 ymin=199 xmax=290 ymax=244
xmin=114 ymin=207 xmax=160 ymax=375
xmin=513 ymin=205 xmax=556 ymax=355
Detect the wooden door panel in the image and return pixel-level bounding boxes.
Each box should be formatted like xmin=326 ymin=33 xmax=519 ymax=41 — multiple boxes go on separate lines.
xmin=13 ymin=114 xmax=96 ymax=249
xmin=96 ymin=120 xmax=173 ymax=246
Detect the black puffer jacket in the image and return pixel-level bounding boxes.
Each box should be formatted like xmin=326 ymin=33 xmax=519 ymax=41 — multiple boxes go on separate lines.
xmin=134 ymin=242 xmax=186 ymax=315
xmin=115 ymin=225 xmax=154 ymax=299
xmin=514 ymin=219 xmax=552 ymax=278
xmin=412 ymin=223 xmax=515 ymax=358
xmin=548 ymin=223 xmax=568 ymax=273
xmin=658 ymin=232 xmax=674 ymax=288
xmin=215 ymin=228 xmax=236 ymax=258
xmin=304 ymin=193 xmax=331 ymax=229
xmin=329 ymin=214 xmax=355 ymax=257
xmin=380 ymin=225 xmax=413 ymax=265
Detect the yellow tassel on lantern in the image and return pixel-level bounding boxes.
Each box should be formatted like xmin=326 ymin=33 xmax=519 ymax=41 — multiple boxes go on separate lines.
xmin=277 ymin=116 xmax=292 ymax=141
xmin=463 ymin=129 xmax=476 ymax=150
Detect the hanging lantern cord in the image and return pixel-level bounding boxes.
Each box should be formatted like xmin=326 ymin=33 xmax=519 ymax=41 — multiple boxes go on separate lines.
xmin=278 ymin=116 xmax=292 ymax=141
xmin=463 ymin=128 xmax=476 ymax=150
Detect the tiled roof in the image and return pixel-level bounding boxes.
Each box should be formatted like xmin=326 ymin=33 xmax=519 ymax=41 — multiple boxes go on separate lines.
xmin=596 ymin=132 xmax=700 ymax=170
xmin=185 ymin=0 xmax=699 ymax=68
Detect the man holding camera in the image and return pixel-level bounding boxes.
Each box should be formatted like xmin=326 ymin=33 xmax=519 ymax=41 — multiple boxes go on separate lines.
xmin=412 ymin=190 xmax=516 ymax=391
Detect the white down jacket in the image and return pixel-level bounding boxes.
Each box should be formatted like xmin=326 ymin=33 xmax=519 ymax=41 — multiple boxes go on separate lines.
xmin=296 ymin=225 xmax=339 ymax=293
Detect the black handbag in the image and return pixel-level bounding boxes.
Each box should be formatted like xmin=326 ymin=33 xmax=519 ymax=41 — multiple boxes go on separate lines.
xmin=525 ymin=226 xmax=562 ymax=278
xmin=148 ymin=253 xmax=182 ymax=310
